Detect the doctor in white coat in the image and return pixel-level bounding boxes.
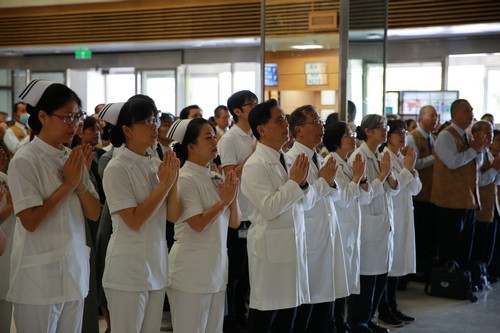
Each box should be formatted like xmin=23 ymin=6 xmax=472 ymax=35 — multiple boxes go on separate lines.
xmin=287 ymin=105 xmax=349 ymax=333
xmin=241 ymin=99 xmax=312 ymax=333
xmin=378 ymin=119 xmax=421 ymax=327
xmin=347 ymin=114 xmax=399 ymax=333
xmin=323 ymin=121 xmax=373 ymax=333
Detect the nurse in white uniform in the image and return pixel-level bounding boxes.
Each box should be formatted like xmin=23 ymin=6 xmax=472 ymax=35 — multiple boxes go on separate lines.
xmin=7 ymin=80 xmax=101 ymax=333
xmin=166 ymin=118 xmax=241 ymax=333
xmin=378 ymin=119 xmax=421 ymax=326
xmin=102 ymin=97 xmax=182 ymax=333
xmin=347 ymin=114 xmax=399 ymax=333
xmin=323 ymin=121 xmax=372 ymax=333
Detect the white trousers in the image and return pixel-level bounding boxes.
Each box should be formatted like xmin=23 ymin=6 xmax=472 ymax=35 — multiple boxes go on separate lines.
xmin=167 ymin=287 xmax=225 ymax=333
xmin=13 ymin=299 xmax=84 ymax=333
xmin=105 ymin=288 xmax=165 ymax=333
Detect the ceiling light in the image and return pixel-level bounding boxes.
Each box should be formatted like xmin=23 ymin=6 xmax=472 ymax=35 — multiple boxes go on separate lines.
xmin=366 ymin=33 xmax=383 ymax=40
xmin=290 ymin=44 xmax=324 ymax=50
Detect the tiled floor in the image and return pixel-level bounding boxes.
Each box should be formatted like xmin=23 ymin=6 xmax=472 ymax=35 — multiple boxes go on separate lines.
xmin=9 ymin=281 xmax=500 ymax=332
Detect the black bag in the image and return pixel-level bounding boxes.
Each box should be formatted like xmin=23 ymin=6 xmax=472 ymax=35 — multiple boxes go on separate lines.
xmin=470 ymin=260 xmax=491 ymax=291
xmin=425 ymin=261 xmax=478 ymax=302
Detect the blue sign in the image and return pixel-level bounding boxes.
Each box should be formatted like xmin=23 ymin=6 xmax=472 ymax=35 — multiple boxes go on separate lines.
xmin=265 ymin=64 xmax=278 ymax=87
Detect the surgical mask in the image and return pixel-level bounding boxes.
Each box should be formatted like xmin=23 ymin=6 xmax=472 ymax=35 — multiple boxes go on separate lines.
xmin=19 ymin=113 xmax=30 ymax=124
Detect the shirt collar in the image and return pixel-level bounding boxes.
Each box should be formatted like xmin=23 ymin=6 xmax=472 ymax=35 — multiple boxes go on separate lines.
xmin=32 ymin=135 xmax=68 ymax=158
xmin=359 ymin=141 xmax=379 ymax=161
xmin=416 ymin=126 xmax=430 ymax=138
xmin=122 ymin=146 xmax=152 ymax=165
xmin=182 ymin=160 xmax=212 ymax=176
xmin=450 ymin=122 xmax=466 ymax=136
xmin=292 ymin=141 xmax=316 ymax=159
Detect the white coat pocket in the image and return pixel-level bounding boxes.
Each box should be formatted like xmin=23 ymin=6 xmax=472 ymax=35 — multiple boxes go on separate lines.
xmin=105 ymin=243 xmax=147 ymax=286
xmin=265 ymin=228 xmax=295 ymax=263
xmin=362 ymin=214 xmax=387 ymax=242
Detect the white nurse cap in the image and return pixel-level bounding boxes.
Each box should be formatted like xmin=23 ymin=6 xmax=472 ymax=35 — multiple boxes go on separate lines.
xmin=167 ymin=119 xmax=193 ymax=144
xmin=98 ymin=102 xmax=125 ymax=126
xmin=18 ymin=79 xmax=57 ymax=107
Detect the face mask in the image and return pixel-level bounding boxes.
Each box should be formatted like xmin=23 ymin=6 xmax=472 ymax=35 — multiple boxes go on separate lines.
xmin=19 ymin=113 xmax=30 ymax=124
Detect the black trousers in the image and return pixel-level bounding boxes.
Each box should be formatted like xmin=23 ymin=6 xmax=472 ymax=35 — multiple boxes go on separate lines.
xmin=293 ymin=302 xmax=333 ymax=333
xmin=377 ymin=276 xmax=399 ymax=317
xmin=347 ymin=273 xmax=388 ymax=328
xmin=413 ymin=201 xmax=438 ymax=274
xmin=227 ymin=221 xmax=251 ymax=323
xmin=248 ymin=307 xmax=297 ymax=333
xmin=472 ymin=217 xmax=498 ymax=265
xmin=333 ymin=297 xmax=347 ymax=329
xmin=436 ymin=206 xmax=476 ymax=269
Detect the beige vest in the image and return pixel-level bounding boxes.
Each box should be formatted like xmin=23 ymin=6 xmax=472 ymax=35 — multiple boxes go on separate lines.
xmin=10 ymin=124 xmax=27 ymax=140
xmin=430 ymin=126 xmax=479 ymax=210
xmin=410 ymin=129 xmax=434 ymax=202
xmin=477 ymin=151 xmax=500 ymax=222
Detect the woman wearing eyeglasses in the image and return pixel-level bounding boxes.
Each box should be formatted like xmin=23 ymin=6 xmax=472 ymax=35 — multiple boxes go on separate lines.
xmin=346 ymin=114 xmax=398 ymax=333
xmin=377 ymin=119 xmax=420 ymax=328
xmin=323 ymin=121 xmax=372 ymax=333
xmin=101 ymin=98 xmax=182 ymax=333
xmin=7 ymin=80 xmax=101 ymax=333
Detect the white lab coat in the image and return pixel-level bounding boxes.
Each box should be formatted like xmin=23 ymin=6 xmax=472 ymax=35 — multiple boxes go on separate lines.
xmin=329 ymin=152 xmax=374 ymax=294
xmin=384 ymin=148 xmax=422 ymax=276
xmin=348 ymin=142 xmax=399 ymax=275
xmin=287 ymin=142 xmax=349 ymax=302
xmin=241 ymin=142 xmax=313 ymax=311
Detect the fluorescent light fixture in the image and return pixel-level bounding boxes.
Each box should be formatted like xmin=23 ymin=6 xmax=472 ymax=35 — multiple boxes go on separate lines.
xmin=290 ymin=44 xmax=324 ymax=50
xmin=388 ymin=23 xmax=500 ymax=38
xmin=366 ymin=33 xmax=383 ymax=40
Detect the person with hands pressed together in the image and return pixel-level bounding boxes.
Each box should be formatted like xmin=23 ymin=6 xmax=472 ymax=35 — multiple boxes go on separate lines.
xmin=347 ymin=114 xmax=399 ymax=333
xmin=241 ymin=99 xmax=313 ymax=333
xmin=287 ymin=105 xmax=349 ymax=333
xmin=166 ymin=118 xmax=241 ymax=333
xmin=323 ymin=121 xmax=373 ymax=333
xmin=377 ymin=120 xmax=422 ymax=328
xmin=7 ymin=80 xmax=101 ymax=333
xmin=102 ymin=98 xmax=181 ymax=333
xmin=431 ymin=99 xmax=488 ymax=270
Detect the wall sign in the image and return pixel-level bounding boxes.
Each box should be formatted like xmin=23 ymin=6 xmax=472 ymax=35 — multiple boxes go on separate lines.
xmin=305 ymin=62 xmax=327 ymax=86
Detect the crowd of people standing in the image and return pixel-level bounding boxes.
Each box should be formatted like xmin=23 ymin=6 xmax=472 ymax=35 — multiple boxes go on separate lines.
xmin=1 ymin=79 xmax=500 ymax=333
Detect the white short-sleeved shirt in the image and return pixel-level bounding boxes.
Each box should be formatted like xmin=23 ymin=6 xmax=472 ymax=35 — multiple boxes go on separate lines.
xmin=217 ymin=125 xmax=255 ymax=221
xmin=102 ymin=148 xmax=168 ymax=292
xmin=167 ymin=161 xmax=230 ymax=293
xmin=7 ymin=136 xmax=97 ymax=305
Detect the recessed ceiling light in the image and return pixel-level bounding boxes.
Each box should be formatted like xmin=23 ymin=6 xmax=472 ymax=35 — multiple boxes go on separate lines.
xmin=366 ymin=33 xmax=383 ymax=40
xmin=290 ymin=44 xmax=324 ymax=50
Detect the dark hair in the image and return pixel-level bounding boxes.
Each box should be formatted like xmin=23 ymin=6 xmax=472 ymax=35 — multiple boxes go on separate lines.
xmin=450 ymin=99 xmax=469 ymax=117
xmin=227 ymin=90 xmax=258 ymax=122
xmin=325 ymin=112 xmax=339 ymax=126
xmin=214 ymin=105 xmax=228 ymax=118
xmin=160 ymin=112 xmax=175 ymax=123
xmin=405 ymin=118 xmax=416 ymax=128
xmin=494 ymin=129 xmax=500 ymax=139
xmin=323 ymin=121 xmax=349 ymax=152
xmin=82 ymin=115 xmax=98 ymax=131
xmin=13 ymin=102 xmax=26 ymax=115
xmin=128 ymin=94 xmax=156 ymax=106
xmin=172 ymin=118 xmax=209 ymax=165
xmin=347 ymin=100 xmax=357 ymax=122
xmin=179 ymin=105 xmax=201 ymax=119
xmin=355 ymin=114 xmax=385 ymax=141
xmin=288 ymin=105 xmax=316 ymax=138
xmin=248 ymin=99 xmax=279 ymax=141
xmin=109 ymin=99 xmax=158 ymax=147
xmin=26 ymin=83 xmax=81 ymax=133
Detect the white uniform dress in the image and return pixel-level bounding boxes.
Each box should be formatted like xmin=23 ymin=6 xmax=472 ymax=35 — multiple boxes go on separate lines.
xmin=383 ymin=148 xmax=422 ymax=277
xmin=329 ymin=152 xmax=374 ymax=294
xmin=102 ymin=147 xmax=168 ymax=333
xmin=7 ymin=136 xmax=96 ymax=332
xmin=348 ymin=142 xmax=399 ymax=275
xmin=287 ymin=142 xmax=349 ymax=302
xmin=241 ymin=142 xmax=313 ymax=311
xmin=167 ymin=161 xmax=231 ymax=333
xmin=0 ymin=172 xmax=15 ymax=333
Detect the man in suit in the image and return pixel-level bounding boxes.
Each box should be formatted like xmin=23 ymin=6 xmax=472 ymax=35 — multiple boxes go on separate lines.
xmin=431 ymin=99 xmax=488 ymax=269
xmin=241 ymin=99 xmax=311 ymax=333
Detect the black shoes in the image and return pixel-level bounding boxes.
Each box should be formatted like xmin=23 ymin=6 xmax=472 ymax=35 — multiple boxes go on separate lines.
xmin=393 ymin=310 xmax=415 ymax=324
xmin=377 ymin=313 xmax=404 ymax=328
xmin=350 ymin=324 xmax=374 ymax=333
xmin=368 ymin=321 xmax=390 ymax=333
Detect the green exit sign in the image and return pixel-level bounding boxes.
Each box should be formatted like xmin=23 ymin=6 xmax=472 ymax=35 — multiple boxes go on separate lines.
xmin=75 ymin=49 xmax=92 ymax=59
